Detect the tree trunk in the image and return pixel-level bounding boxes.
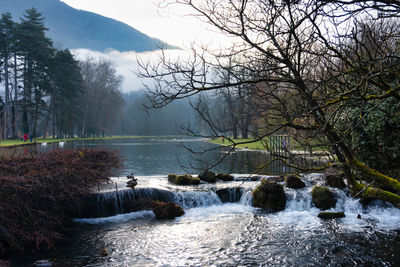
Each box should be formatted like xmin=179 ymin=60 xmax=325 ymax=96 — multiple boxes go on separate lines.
xmin=12 ymin=54 xmax=18 ymax=138
xmin=4 ymin=55 xmax=10 ymax=139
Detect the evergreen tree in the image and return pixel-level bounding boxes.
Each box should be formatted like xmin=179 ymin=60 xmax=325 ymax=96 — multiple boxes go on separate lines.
xmin=49 ymin=49 xmax=83 ymax=138
xmin=18 ymin=8 xmax=53 ymax=137
xmin=0 ymin=13 xmax=15 ymax=139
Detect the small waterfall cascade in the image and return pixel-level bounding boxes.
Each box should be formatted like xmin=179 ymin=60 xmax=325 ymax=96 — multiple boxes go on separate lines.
xmin=285 ymin=187 xmax=313 ymax=211
xmin=173 ymin=191 xmax=222 ymax=208
xmin=239 ymin=187 xmax=254 ymax=206
xmin=79 ymin=187 xmax=227 ymax=218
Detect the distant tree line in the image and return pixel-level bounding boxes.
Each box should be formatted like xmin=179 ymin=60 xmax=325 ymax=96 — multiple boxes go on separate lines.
xmin=0 ymin=8 xmax=124 ymax=139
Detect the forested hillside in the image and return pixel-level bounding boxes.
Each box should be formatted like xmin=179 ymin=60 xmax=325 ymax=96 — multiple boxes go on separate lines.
xmin=0 ymin=0 xmax=175 ymax=52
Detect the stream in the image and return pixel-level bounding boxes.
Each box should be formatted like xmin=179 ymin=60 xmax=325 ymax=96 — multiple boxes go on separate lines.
xmin=8 ymin=138 xmax=400 ymax=266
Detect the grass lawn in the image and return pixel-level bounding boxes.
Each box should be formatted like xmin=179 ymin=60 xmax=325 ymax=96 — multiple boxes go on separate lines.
xmin=209 ymin=137 xmax=330 ymax=152
xmin=0 ymin=135 xmax=184 ymax=147
xmin=209 ymin=137 xmax=269 ymax=150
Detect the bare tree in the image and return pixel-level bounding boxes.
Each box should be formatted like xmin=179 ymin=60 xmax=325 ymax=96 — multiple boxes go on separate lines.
xmin=139 ymin=0 xmax=400 ymax=206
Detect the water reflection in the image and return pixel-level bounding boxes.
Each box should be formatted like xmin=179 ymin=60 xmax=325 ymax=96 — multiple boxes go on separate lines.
xmin=0 ymin=138 xmax=291 ymax=175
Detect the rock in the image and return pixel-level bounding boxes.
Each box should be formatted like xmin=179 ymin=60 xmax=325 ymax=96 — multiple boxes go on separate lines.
xmin=127 ymin=178 xmax=138 ymax=189
xmin=99 ymin=247 xmax=109 ymax=257
xmin=252 ymin=180 xmax=286 ymax=211
xmin=216 ymin=173 xmax=234 ymax=181
xmin=317 ymin=211 xmax=345 ymax=219
xmin=325 ymin=174 xmax=346 ymax=189
xmin=168 ymin=174 xmax=200 ymax=185
xmin=311 ymin=186 xmax=336 ymax=210
xmin=285 ymin=174 xmax=306 ymax=189
xmin=267 ymin=176 xmax=284 ymax=183
xmin=198 ymin=170 xmax=216 ymax=183
xmin=357 ymin=214 xmax=361 ymax=219
xmin=216 ymin=187 xmax=242 ymax=202
xmin=152 ymin=201 xmax=185 ymax=220
xmin=131 ymin=198 xmax=157 ymax=211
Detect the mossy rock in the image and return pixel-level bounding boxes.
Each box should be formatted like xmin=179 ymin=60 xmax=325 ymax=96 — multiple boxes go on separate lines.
xmin=152 ymin=201 xmax=185 ymax=220
xmin=252 ymin=180 xmax=286 ymax=211
xmin=311 ymin=186 xmax=336 ymax=210
xmin=168 ymin=174 xmax=200 ymax=185
xmin=198 ymin=170 xmax=216 ymax=183
xmin=317 ymin=211 xmax=345 ymax=219
xmin=325 ymin=174 xmax=346 ymax=189
xmin=268 ymin=176 xmax=285 ymax=183
xmin=285 ymin=174 xmax=306 ymax=189
xmin=216 ymin=173 xmax=234 ymax=181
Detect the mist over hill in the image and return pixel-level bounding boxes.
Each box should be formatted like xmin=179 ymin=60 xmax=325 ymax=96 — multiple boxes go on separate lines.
xmin=0 ymin=0 xmax=176 ymax=52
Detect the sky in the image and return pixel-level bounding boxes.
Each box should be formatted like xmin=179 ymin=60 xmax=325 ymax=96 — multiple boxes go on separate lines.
xmin=60 ymin=0 xmax=220 ymax=48
xmin=59 ymin=0 xmax=227 ymax=92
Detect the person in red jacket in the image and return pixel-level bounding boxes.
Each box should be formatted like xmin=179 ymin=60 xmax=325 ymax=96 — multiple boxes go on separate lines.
xmin=23 ymin=133 xmax=28 ymax=142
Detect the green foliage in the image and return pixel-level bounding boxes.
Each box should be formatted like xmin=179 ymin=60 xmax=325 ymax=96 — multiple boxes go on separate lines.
xmin=344 ymin=96 xmax=400 ymax=176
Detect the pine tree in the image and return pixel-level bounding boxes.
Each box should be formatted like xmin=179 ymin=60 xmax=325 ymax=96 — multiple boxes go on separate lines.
xmin=0 ymin=13 xmax=15 ymax=139
xmin=18 ymin=8 xmax=54 ymax=137
xmin=49 ymin=49 xmax=83 ymax=138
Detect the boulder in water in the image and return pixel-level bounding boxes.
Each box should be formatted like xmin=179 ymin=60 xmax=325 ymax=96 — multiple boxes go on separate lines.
xmin=325 ymin=174 xmax=346 ymax=189
xmin=252 ymin=180 xmax=286 ymax=211
xmin=199 ymin=170 xmax=217 ymax=183
xmin=317 ymin=211 xmax=345 ymax=219
xmin=285 ymin=174 xmax=306 ymax=189
xmin=216 ymin=187 xmax=242 ymax=202
xmin=99 ymin=247 xmax=109 ymax=257
xmin=152 ymin=201 xmax=185 ymax=220
xmin=127 ymin=178 xmax=138 ymax=189
xmin=268 ymin=176 xmax=284 ymax=183
xmin=311 ymin=186 xmax=336 ymax=210
xmin=216 ymin=173 xmax=234 ymax=181
xmin=168 ymin=174 xmax=200 ymax=185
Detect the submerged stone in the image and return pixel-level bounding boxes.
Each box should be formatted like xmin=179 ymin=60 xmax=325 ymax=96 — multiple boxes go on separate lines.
xmin=317 ymin=211 xmax=345 ymax=219
xmin=199 ymin=170 xmax=217 ymax=183
xmin=311 ymin=186 xmax=336 ymax=210
xmin=285 ymin=174 xmax=306 ymax=189
xmin=252 ymin=180 xmax=286 ymax=211
xmin=216 ymin=173 xmax=234 ymax=181
xmin=152 ymin=201 xmax=185 ymax=220
xmin=168 ymin=174 xmax=200 ymax=185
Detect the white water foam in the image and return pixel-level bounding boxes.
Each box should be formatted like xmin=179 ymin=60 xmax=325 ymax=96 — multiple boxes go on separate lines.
xmin=74 ymin=210 xmax=154 ymax=224
xmin=181 ymin=203 xmax=256 ymax=220
xmin=272 ymin=186 xmax=400 ymax=231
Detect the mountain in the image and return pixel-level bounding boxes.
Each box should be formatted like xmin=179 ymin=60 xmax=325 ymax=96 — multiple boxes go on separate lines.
xmin=0 ymin=0 xmax=177 ymax=52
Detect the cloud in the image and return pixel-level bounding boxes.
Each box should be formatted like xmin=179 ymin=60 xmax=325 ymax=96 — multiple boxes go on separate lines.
xmin=71 ymin=48 xmax=190 ymax=93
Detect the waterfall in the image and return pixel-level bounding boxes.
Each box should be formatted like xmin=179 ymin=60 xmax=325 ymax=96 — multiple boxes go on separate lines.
xmin=78 ymin=188 xmax=224 ymax=218
xmin=173 ymin=191 xmax=221 ymax=208
xmin=239 ymin=188 xmax=253 ymax=206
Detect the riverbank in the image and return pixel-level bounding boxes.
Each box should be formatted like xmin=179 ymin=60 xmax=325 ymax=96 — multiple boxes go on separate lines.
xmin=0 ymin=149 xmax=120 ymax=258
xmin=208 ymin=137 xmax=331 ymax=156
xmin=0 ymin=135 xmax=184 ymax=148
